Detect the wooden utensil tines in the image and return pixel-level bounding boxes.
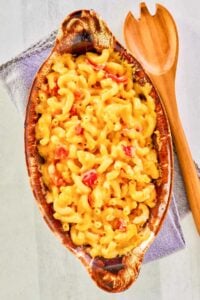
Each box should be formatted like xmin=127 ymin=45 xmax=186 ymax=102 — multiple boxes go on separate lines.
xmin=124 ymin=2 xmax=200 ymax=234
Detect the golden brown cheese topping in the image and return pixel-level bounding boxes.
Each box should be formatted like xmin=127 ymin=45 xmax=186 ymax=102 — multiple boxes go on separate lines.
xmin=35 ymin=48 xmax=159 ymax=258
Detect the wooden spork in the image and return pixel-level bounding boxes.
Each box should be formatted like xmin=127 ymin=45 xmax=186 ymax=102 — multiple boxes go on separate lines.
xmin=124 ymin=3 xmax=200 ymax=234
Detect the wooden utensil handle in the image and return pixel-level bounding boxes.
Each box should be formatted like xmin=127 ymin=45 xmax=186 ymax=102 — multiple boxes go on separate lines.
xmin=172 ymin=114 xmax=200 ymax=233
xmin=152 ymin=74 xmax=200 ymax=234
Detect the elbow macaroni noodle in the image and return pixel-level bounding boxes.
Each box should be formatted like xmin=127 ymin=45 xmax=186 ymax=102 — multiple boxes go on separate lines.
xmin=35 ymin=48 xmax=160 ymax=258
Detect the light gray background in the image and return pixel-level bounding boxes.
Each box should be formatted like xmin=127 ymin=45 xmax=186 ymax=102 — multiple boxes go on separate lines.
xmin=0 ymin=0 xmax=200 ymax=299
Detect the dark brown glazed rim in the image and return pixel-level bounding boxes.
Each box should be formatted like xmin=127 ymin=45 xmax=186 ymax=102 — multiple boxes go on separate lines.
xmin=24 ymin=10 xmax=173 ymax=293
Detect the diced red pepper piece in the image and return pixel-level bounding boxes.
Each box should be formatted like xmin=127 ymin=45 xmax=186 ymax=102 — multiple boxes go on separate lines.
xmin=54 ymin=146 xmax=68 ymax=160
xmin=74 ymin=90 xmax=83 ymax=100
xmin=88 ymin=194 xmax=93 ymax=207
xmin=75 ymin=124 xmax=84 ymax=135
xmin=85 ymin=58 xmax=105 ymax=71
xmin=106 ymin=73 xmax=128 ymax=83
xmin=122 ymin=145 xmax=133 ymax=157
xmin=86 ymin=58 xmax=128 ymax=83
xmin=53 ymin=176 xmax=66 ymax=187
xmin=113 ymin=218 xmax=127 ymax=231
xmin=70 ymin=106 xmax=77 ymax=116
xmin=48 ymin=84 xmax=59 ymax=96
xmin=82 ymin=170 xmax=98 ymax=187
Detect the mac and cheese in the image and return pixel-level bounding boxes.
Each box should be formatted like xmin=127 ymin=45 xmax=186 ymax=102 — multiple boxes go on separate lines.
xmin=35 ymin=48 xmax=159 ymax=258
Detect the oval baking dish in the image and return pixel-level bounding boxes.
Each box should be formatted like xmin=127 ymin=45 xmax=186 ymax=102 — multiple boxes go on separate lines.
xmin=24 ymin=10 xmax=173 ymax=293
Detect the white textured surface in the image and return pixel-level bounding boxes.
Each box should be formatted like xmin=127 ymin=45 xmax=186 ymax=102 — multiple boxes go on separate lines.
xmin=0 ymin=0 xmax=200 ymax=299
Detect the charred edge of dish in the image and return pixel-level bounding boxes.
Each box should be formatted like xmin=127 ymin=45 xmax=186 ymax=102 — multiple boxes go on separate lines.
xmin=115 ymin=42 xmax=172 ymax=230
xmin=26 ymin=66 xmax=84 ymax=256
xmin=71 ymin=35 xmax=94 ymax=55
xmin=58 ymin=9 xmax=114 ymax=55
xmin=91 ymin=268 xmax=120 ymax=292
xmin=91 ymin=247 xmax=143 ymax=292
xmin=91 ymin=257 xmax=138 ymax=293
xmin=92 ymin=256 xmax=125 ymax=274
xmin=149 ymin=88 xmax=172 ymax=225
xmin=58 ymin=22 xmax=95 ymax=55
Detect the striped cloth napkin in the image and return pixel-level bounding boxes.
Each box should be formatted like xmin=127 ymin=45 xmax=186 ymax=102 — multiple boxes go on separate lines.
xmin=1 ymin=31 xmax=199 ymax=262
